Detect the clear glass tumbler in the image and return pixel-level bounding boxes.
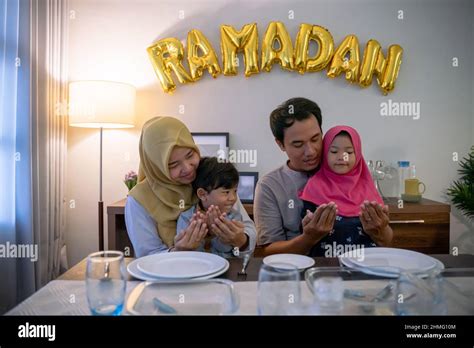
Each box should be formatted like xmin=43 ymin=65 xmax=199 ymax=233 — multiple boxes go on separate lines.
xmin=257 ymin=262 xmax=301 ymax=315
xmin=86 ymin=251 xmax=126 ymax=316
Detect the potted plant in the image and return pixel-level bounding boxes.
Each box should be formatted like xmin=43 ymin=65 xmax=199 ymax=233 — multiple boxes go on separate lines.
xmin=124 ymin=170 xmax=138 ymax=192
xmin=447 ymin=146 xmax=474 ymax=220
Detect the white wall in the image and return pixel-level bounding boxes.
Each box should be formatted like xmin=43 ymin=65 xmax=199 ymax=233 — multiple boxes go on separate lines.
xmin=66 ymin=0 xmax=474 ymax=266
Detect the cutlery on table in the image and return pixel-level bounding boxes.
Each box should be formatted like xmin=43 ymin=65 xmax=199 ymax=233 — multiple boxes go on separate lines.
xmin=153 ymin=297 xmax=177 ymax=314
xmin=348 ymin=282 xmax=416 ymax=314
xmin=238 ymin=254 xmax=251 ymax=277
xmin=344 ymin=283 xmax=394 ymax=302
xmin=357 ymin=283 xmax=395 ymax=314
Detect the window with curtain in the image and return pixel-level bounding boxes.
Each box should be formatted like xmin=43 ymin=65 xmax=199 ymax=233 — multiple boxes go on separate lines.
xmin=0 ymin=0 xmax=27 ymax=314
xmin=0 ymin=0 xmax=69 ymax=314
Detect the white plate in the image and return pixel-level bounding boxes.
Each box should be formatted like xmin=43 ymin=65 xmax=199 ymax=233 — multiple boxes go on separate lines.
xmin=128 ymin=257 xmax=230 ymax=281
xmin=339 ymin=248 xmax=444 ymax=278
xmin=345 ymin=248 xmax=437 ymax=272
xmin=340 ymin=257 xmax=445 ymax=278
xmin=263 ymin=254 xmax=315 ymax=270
xmin=136 ymin=251 xmax=227 ymax=279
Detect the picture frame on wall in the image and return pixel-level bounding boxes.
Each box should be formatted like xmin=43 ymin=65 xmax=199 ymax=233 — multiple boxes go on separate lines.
xmin=237 ymin=172 xmax=259 ymax=204
xmin=191 ymin=132 xmax=229 ymax=161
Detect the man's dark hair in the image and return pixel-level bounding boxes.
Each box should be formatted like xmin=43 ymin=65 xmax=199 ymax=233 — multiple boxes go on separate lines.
xmin=192 ymin=157 xmax=239 ymax=193
xmin=270 ymin=97 xmax=323 ymax=143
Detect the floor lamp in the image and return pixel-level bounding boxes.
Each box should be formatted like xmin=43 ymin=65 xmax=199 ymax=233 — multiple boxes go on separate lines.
xmin=69 ymin=81 xmax=136 ymax=251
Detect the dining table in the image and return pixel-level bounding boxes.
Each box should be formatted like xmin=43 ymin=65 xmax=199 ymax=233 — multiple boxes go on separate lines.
xmin=6 ymin=253 xmax=474 ymax=316
xmin=56 ymin=254 xmax=474 ymax=282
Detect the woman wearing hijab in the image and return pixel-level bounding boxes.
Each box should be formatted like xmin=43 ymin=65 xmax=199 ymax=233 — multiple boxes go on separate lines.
xmin=125 ymin=116 xmax=256 ymax=257
xmin=298 ymin=125 xmax=393 ymax=257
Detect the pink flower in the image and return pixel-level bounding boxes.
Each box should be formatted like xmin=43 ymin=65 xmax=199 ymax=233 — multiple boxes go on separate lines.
xmin=124 ymin=170 xmax=138 ymax=191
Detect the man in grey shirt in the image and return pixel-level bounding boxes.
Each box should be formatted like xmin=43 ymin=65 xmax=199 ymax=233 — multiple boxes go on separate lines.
xmin=255 ymin=98 xmax=339 ymax=256
xmin=255 ymin=98 xmax=392 ymax=256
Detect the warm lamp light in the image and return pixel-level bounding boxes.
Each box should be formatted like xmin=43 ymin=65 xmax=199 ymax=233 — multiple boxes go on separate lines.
xmin=69 ymin=81 xmax=135 ymax=128
xmin=69 ymin=80 xmax=136 ymax=251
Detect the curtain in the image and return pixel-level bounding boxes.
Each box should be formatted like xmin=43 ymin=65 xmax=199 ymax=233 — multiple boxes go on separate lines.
xmin=0 ymin=0 xmax=23 ymax=314
xmin=0 ymin=0 xmax=69 ymax=313
xmin=31 ymin=0 xmax=69 ymax=286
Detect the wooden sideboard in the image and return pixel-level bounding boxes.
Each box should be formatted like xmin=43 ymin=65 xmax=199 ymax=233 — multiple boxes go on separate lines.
xmin=382 ymin=197 xmax=450 ymax=254
xmin=107 ymin=197 xmax=450 ymax=257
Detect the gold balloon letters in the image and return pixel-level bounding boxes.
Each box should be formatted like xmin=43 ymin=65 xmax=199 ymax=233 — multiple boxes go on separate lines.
xmin=221 ymin=23 xmax=259 ymax=77
xmin=148 ymin=21 xmax=403 ymax=95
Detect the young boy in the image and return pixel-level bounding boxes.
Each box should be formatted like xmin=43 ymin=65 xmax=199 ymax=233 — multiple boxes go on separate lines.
xmin=176 ymin=157 xmax=256 ymax=257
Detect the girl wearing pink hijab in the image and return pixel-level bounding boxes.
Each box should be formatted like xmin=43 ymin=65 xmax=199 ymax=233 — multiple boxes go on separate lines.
xmin=298 ymin=125 xmax=393 ymax=257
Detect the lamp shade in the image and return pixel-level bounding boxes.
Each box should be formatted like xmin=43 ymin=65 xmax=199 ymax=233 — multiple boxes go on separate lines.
xmin=69 ymin=81 xmax=136 ymax=128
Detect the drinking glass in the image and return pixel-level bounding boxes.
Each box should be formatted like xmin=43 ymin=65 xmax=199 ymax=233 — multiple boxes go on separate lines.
xmin=257 ymin=262 xmax=301 ymax=315
xmin=86 ymin=251 xmax=126 ymax=315
xmin=312 ymin=276 xmax=344 ymax=314
xmin=395 ymin=268 xmax=446 ymax=315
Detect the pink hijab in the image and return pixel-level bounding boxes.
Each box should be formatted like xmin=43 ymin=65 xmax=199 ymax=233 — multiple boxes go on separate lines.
xmin=299 ymin=125 xmax=383 ymax=217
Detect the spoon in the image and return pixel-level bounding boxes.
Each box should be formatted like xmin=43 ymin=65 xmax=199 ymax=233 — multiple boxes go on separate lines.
xmin=153 ymin=297 xmax=177 ymax=314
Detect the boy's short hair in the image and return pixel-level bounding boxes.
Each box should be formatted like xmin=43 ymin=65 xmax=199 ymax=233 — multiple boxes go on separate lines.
xmin=192 ymin=157 xmax=239 ymax=193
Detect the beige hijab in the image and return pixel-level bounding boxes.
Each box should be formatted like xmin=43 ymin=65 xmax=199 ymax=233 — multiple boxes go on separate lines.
xmin=129 ymin=116 xmax=200 ymax=247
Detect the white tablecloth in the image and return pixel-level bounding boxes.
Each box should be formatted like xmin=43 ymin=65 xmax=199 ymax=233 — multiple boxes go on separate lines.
xmin=6 ymin=280 xmax=272 ymax=315
xmin=6 ymin=278 xmax=474 ymax=315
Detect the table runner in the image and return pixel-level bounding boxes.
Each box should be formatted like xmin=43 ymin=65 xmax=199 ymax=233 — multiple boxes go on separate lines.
xmin=7 ymin=277 xmax=474 ymax=316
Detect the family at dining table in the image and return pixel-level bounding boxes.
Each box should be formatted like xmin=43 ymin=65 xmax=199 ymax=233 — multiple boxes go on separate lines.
xmin=124 ymin=97 xmax=393 ymax=258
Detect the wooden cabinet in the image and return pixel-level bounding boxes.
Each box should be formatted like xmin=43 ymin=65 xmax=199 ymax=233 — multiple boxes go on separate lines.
xmin=383 ymin=197 xmax=450 ymax=254
xmin=107 ymin=198 xmax=132 ymax=256
xmin=107 ymin=197 xmax=450 ymax=257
